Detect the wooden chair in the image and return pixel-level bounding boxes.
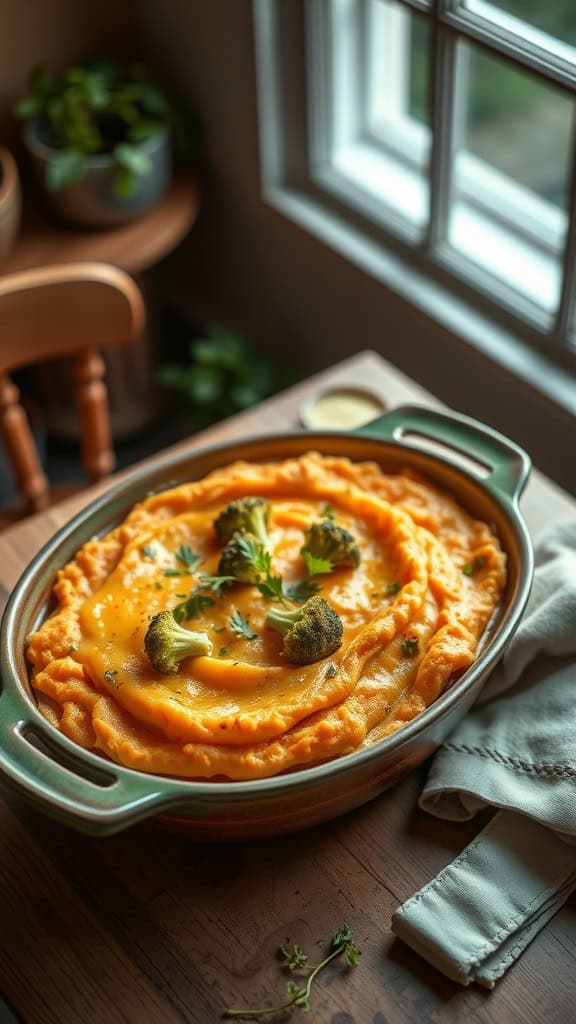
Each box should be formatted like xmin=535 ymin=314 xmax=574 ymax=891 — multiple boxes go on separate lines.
xmin=0 ymin=262 xmax=146 ymax=520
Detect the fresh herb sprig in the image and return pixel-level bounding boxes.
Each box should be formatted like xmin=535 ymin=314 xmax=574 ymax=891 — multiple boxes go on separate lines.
xmin=172 ymin=575 xmax=237 ymax=623
xmin=163 ymin=544 xmax=203 ymax=577
xmin=176 ymin=544 xmax=201 ymax=570
xmin=230 ymin=610 xmax=258 ymax=640
xmin=232 ymin=535 xmax=322 ymax=605
xmin=231 ymin=536 xmax=286 ymax=602
xmin=223 ymin=923 xmax=361 ymax=1019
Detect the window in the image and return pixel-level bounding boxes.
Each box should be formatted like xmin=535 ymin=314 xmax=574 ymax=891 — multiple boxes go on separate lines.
xmin=254 ymin=0 xmax=576 ymax=397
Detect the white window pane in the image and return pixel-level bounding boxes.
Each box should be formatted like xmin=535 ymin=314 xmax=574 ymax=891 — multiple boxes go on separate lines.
xmin=464 ymin=47 xmax=572 ymax=208
xmin=492 ymin=0 xmax=576 ymax=44
xmin=309 ymin=0 xmax=431 ymax=235
xmin=448 ymin=42 xmax=573 ymax=312
xmin=462 ymin=0 xmax=576 ymax=66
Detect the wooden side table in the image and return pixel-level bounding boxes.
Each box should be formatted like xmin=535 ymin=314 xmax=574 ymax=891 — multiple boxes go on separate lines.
xmin=0 ymin=169 xmax=201 ymax=439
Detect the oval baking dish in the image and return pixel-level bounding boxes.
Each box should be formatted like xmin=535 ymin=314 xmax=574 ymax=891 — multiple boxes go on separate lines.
xmin=0 ymin=405 xmax=533 ymax=838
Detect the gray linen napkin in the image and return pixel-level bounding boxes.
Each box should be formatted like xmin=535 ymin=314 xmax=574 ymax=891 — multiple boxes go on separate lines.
xmin=392 ymin=519 xmax=576 ymax=987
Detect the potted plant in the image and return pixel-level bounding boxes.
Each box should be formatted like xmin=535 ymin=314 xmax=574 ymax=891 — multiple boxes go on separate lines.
xmin=14 ymin=60 xmax=178 ymax=226
xmin=158 ymin=323 xmax=295 ymax=431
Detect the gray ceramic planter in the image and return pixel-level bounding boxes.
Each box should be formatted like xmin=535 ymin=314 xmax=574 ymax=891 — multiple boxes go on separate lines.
xmin=23 ymin=119 xmax=172 ymax=227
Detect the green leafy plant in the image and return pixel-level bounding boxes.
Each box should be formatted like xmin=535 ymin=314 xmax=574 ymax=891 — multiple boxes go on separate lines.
xmin=223 ymin=923 xmax=361 ymax=1019
xmin=158 ymin=325 xmax=294 ymax=428
xmin=14 ymin=59 xmax=194 ymax=195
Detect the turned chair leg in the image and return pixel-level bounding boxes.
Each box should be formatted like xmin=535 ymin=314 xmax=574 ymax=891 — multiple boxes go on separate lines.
xmin=0 ymin=372 xmax=49 ymax=513
xmin=74 ymin=350 xmax=115 ymax=482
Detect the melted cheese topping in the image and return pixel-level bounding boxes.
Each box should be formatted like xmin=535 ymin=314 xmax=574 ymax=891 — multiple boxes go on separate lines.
xmin=27 ymin=453 xmax=506 ymax=780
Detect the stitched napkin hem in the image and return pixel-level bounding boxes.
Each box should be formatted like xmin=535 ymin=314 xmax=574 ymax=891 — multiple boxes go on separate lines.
xmin=420 ymin=746 xmax=576 ymax=837
xmin=392 ymin=810 xmax=576 ymax=987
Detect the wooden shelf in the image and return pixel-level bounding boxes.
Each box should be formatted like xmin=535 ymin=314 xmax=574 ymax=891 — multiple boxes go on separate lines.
xmin=0 ymin=167 xmax=201 ymax=442
xmin=0 ymin=167 xmax=201 ymax=276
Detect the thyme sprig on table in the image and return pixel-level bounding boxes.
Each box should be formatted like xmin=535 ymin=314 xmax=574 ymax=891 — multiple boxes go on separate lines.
xmin=223 ymin=923 xmax=361 ymax=1019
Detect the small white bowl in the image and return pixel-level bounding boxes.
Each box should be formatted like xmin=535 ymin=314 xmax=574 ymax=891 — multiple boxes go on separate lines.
xmin=300 ymin=385 xmax=387 ymax=431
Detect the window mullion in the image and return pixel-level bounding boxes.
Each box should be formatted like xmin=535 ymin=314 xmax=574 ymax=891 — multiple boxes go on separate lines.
xmin=441 ymin=6 xmax=576 ymax=95
xmin=390 ymin=0 xmax=430 ymax=15
xmin=426 ymin=4 xmax=458 ymax=252
xmin=554 ymin=111 xmax=576 ymax=345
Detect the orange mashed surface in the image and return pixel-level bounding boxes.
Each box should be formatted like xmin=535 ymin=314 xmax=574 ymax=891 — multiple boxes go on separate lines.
xmin=27 ymin=453 xmax=506 ymax=780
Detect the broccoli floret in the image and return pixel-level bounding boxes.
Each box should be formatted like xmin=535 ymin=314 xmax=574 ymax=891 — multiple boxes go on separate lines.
xmin=218 ymin=533 xmax=263 ymax=584
xmin=265 ymin=595 xmax=344 ymax=665
xmin=214 ymin=497 xmax=270 ymax=548
xmin=144 ymin=610 xmax=213 ymax=673
xmin=302 ymin=520 xmax=361 ymax=570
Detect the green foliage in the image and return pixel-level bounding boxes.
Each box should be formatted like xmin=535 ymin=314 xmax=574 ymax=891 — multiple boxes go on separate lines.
xmin=158 ymin=326 xmax=293 ymax=427
xmin=409 ymin=6 xmax=576 ymax=129
xmin=14 ymin=59 xmax=195 ymax=194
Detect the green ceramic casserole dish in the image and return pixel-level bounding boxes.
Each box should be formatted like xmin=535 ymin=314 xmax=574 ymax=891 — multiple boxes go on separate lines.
xmin=0 ymin=405 xmax=533 ymax=838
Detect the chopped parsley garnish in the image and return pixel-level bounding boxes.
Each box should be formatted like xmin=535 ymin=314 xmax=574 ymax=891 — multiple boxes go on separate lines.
xmin=385 ymin=581 xmax=401 ymax=595
xmin=197 ymin=575 xmax=237 ymax=596
xmin=173 ymin=592 xmax=214 ymax=624
xmin=325 ymin=662 xmax=338 ymax=678
xmin=104 ymin=670 xmax=118 ymax=684
xmin=162 ymin=545 xmax=202 ymax=576
xmin=284 ymin=578 xmax=322 ymax=604
xmin=463 ymin=554 xmax=486 ymax=576
xmin=141 ymin=544 xmax=156 ymax=560
xmin=320 ymin=503 xmax=336 ymax=521
xmin=172 ymin=576 xmax=236 ymax=623
xmin=175 ymin=544 xmax=202 ymax=571
xmin=219 ymin=646 xmax=231 ymax=657
xmin=401 ymin=636 xmax=419 ymax=658
xmin=229 ymin=610 xmax=258 ymax=640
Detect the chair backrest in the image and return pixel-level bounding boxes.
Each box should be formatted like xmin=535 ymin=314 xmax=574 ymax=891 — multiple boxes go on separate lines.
xmin=0 ymin=262 xmax=146 ymax=514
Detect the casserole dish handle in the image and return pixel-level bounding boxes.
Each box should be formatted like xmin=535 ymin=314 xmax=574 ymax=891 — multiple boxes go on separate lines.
xmin=0 ymin=684 xmax=173 ymax=835
xmin=357 ymin=404 xmax=530 ymax=503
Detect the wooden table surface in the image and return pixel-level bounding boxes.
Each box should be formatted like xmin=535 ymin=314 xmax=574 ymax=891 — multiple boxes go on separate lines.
xmin=1 ymin=351 xmax=575 ymax=1024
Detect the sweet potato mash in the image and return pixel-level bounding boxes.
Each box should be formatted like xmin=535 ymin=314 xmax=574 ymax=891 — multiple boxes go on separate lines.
xmin=27 ymin=453 xmax=506 ymax=780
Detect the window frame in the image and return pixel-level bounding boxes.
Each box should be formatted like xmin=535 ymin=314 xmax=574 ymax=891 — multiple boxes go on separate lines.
xmin=252 ymin=0 xmax=576 ymax=412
